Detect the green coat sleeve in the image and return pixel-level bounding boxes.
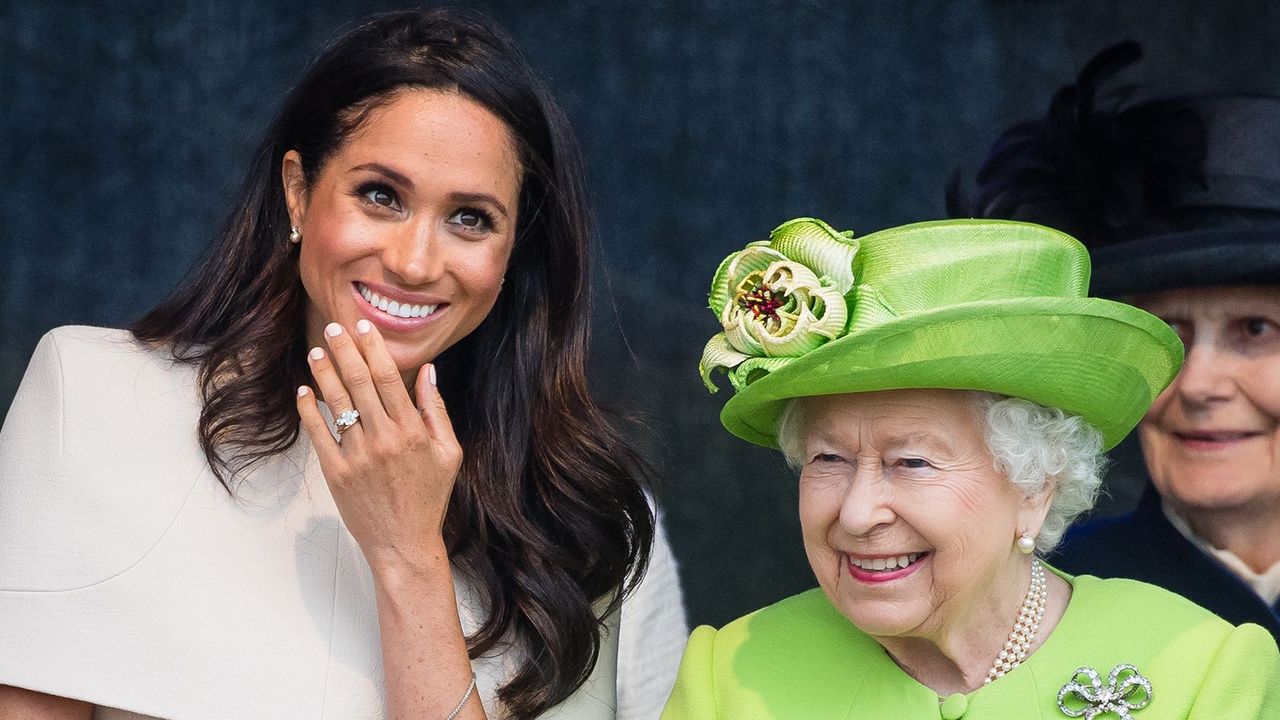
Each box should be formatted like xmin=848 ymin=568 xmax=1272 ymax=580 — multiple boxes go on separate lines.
xmin=1188 ymin=623 xmax=1280 ymax=718
xmin=661 ymin=625 xmax=719 ymax=719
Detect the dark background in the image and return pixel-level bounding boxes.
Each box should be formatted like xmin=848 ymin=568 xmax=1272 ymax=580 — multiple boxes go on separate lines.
xmin=4 ymin=0 xmax=1279 ymax=629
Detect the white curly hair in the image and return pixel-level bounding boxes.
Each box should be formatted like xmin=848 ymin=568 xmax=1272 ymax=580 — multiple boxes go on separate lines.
xmin=775 ymin=391 xmax=1106 ymax=553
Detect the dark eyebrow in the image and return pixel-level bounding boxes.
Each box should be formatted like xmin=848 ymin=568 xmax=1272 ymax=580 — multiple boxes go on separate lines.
xmin=350 ymin=162 xmax=414 ymax=190
xmin=449 ymin=192 xmax=511 ymax=220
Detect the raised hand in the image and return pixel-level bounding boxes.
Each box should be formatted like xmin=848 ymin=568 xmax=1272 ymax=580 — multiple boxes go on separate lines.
xmin=296 ymin=319 xmax=462 ymax=573
xmin=296 ymin=321 xmax=483 ymax=718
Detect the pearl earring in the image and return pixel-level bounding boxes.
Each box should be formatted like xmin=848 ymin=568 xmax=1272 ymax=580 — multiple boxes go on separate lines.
xmin=289 ymin=226 xmax=302 ymax=244
xmin=1016 ymin=532 xmax=1036 ymax=555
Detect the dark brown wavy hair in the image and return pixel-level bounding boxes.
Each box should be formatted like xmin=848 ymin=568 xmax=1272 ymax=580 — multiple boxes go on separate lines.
xmin=130 ymin=8 xmax=654 ymax=717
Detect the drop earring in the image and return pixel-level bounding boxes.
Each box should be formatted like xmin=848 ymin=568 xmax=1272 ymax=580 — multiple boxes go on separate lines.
xmin=289 ymin=226 xmax=302 ymax=244
xmin=1016 ymin=532 xmax=1036 ymax=555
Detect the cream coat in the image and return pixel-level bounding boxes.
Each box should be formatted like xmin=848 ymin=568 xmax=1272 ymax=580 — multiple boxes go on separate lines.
xmin=0 ymin=326 xmax=687 ymax=719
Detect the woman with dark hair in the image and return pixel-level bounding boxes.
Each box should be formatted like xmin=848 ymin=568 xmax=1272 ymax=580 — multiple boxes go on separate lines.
xmin=952 ymin=42 xmax=1280 ymax=642
xmin=0 ymin=7 xmax=686 ymax=719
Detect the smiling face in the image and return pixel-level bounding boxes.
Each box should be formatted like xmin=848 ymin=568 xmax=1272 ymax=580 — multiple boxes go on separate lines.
xmin=794 ymin=389 xmax=1051 ymax=642
xmin=1133 ymin=286 xmax=1280 ymax=515
xmin=283 ymin=87 xmax=521 ymax=380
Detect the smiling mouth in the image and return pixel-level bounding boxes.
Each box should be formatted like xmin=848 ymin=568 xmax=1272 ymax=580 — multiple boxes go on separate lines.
xmin=1174 ymin=431 xmax=1263 ymax=443
xmin=356 ymin=282 xmax=442 ymax=319
xmin=847 ymin=552 xmax=928 ymax=573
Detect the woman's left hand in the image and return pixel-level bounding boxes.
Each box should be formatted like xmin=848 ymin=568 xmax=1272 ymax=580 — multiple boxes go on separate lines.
xmin=297 ymin=320 xmax=483 ymax=719
xmin=296 ymin=319 xmax=463 ymax=574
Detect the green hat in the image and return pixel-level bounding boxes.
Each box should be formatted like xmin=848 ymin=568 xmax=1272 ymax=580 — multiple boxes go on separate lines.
xmin=698 ymin=218 xmax=1184 ymax=450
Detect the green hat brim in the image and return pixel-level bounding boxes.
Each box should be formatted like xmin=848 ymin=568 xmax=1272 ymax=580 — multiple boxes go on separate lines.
xmin=720 ymin=296 xmax=1183 ymax=451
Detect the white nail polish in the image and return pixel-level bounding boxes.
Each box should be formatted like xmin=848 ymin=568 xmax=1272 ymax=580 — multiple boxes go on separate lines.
xmin=325 ymin=322 xmax=342 ymax=337
xmin=309 ymin=347 xmax=324 ymax=361
xmin=356 ymin=319 xmax=372 ymax=335
xmin=428 ymin=364 xmax=437 ymax=386
xmin=297 ymin=386 xmax=310 ymax=397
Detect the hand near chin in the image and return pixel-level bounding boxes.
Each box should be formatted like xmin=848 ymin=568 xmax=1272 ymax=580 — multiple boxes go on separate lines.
xmin=296 ymin=319 xmax=462 ymax=576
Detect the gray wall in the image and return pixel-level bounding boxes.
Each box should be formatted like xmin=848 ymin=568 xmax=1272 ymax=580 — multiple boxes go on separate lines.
xmin=4 ymin=0 xmax=1279 ymax=628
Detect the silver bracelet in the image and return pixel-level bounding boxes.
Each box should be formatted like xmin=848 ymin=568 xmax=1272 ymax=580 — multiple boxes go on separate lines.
xmin=445 ymin=672 xmax=477 ymax=720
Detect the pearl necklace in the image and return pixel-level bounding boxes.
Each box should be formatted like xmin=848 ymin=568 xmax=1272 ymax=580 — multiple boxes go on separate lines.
xmin=984 ymin=557 xmax=1047 ymax=685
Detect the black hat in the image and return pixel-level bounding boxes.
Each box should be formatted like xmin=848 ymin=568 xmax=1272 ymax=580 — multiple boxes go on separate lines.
xmin=951 ymin=41 xmax=1280 ymax=297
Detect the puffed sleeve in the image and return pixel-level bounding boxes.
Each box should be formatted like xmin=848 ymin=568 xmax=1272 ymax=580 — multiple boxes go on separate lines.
xmin=660 ymin=625 xmax=719 ymax=719
xmin=617 ymin=506 xmax=690 ymax=720
xmin=1187 ymin=622 xmax=1280 ymax=718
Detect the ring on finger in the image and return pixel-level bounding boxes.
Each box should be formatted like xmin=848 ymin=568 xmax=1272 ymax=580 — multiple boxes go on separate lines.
xmin=335 ymin=409 xmax=361 ymax=435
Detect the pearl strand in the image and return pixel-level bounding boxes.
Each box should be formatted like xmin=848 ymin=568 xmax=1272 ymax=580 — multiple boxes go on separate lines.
xmin=984 ymin=557 xmax=1047 ymax=685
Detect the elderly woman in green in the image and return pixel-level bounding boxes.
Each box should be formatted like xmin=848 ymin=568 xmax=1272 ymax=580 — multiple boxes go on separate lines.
xmin=665 ymin=218 xmax=1280 ymax=719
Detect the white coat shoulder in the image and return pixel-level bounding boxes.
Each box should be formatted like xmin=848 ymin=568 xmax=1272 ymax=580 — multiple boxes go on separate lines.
xmin=0 ymin=325 xmax=207 ymax=592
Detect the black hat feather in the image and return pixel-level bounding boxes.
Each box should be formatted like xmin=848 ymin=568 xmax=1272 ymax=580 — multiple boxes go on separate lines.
xmin=953 ymin=41 xmax=1280 ymax=294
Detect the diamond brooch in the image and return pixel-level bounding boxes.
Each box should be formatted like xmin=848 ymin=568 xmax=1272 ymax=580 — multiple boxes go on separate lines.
xmin=1057 ymin=664 xmax=1152 ymax=719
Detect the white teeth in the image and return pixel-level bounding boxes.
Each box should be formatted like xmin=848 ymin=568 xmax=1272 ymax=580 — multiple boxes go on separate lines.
xmin=852 ymin=553 xmax=925 ymax=572
xmin=356 ymin=283 xmax=439 ymax=319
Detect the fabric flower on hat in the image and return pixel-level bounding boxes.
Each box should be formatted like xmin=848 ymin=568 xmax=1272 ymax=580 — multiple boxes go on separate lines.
xmin=700 ymin=218 xmax=858 ymax=392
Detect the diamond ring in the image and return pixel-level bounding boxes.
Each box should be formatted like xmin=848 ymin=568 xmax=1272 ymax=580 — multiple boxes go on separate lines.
xmin=335 ymin=409 xmax=361 ymax=435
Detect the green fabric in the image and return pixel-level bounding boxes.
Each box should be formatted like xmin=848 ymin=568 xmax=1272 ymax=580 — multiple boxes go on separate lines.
xmin=700 ymin=219 xmax=857 ymax=392
xmin=662 ymin=574 xmax=1280 ymax=719
xmin=699 ymin=218 xmax=1184 ymax=450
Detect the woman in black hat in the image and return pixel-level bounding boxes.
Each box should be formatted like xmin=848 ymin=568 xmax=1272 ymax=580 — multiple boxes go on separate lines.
xmin=953 ymin=41 xmax=1280 ymax=641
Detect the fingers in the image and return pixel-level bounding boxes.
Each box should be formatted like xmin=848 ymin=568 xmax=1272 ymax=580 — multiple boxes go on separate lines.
xmin=296 ymin=385 xmax=344 ymax=467
xmin=318 ymin=322 xmax=388 ymax=432
xmin=353 ymin=319 xmax=420 ymax=425
xmin=415 ymin=363 xmax=460 ymax=449
xmin=308 ymin=320 xmax=453 ymax=455
xmin=307 ymin=344 xmax=352 ymax=413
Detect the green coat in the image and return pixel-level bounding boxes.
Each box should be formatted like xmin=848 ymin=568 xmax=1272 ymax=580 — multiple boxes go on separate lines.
xmin=662 ymin=574 xmax=1280 ymax=719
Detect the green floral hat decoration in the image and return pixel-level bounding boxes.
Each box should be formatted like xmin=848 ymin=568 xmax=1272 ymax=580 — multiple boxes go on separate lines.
xmin=699 ymin=218 xmax=1184 ymax=450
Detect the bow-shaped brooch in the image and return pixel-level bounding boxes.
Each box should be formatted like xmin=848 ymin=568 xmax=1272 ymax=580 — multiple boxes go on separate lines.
xmin=1057 ymin=664 xmax=1152 ymax=719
